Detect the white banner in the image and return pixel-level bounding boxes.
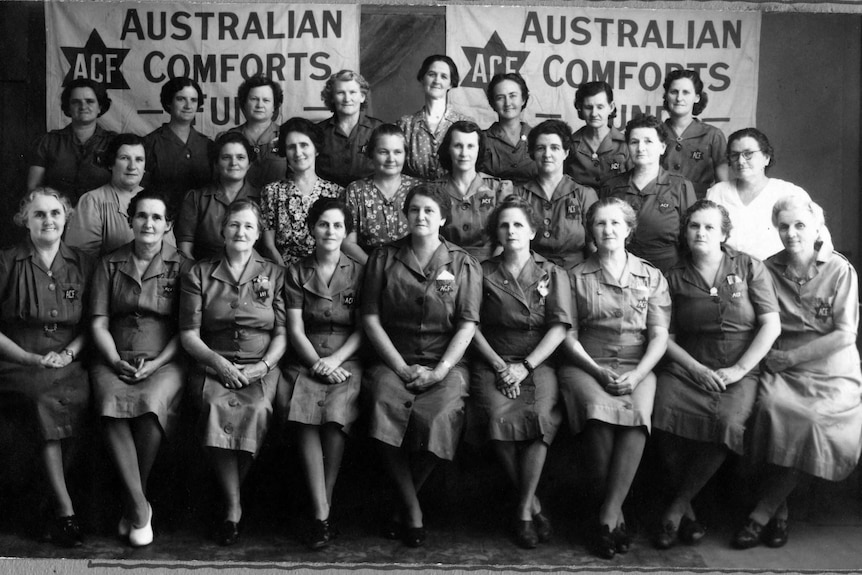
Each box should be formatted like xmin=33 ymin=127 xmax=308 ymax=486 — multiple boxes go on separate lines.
xmin=447 ymin=6 xmax=761 ymax=135
xmin=45 ymin=2 xmax=360 ymax=134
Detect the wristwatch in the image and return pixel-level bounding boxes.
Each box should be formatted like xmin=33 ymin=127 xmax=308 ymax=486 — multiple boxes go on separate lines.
xmin=523 ymin=359 xmax=535 ymax=374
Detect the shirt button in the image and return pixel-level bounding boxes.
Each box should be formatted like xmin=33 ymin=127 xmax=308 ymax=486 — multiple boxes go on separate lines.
xmin=503 ymin=279 xmax=509 ymax=285
xmin=543 ymin=231 xmax=550 ymax=238
xmin=134 ymin=287 xmax=141 ymax=295
xmin=462 ymin=224 xmax=470 ymax=231
xmin=404 ymin=401 xmax=413 ymax=408
xmin=228 ymin=399 xmax=239 ymax=407
xmin=230 ymin=302 xmax=239 ymax=309
xmin=614 ymin=287 xmax=622 ymax=294
xmin=47 ymin=271 xmax=53 ymax=278
xmin=224 ymin=424 xmax=233 ymax=434
xmin=674 ymin=163 xmax=681 ymax=170
xmin=461 ymin=203 xmax=469 ymax=211
xmin=317 ymin=400 xmax=325 ymax=406
xmin=614 ymin=310 xmax=623 ymax=317
xmin=522 ymin=309 xmax=530 ymax=316
xmin=544 ymin=202 xmax=552 ymax=210
xmin=543 ymin=218 xmax=551 ymax=225
xmin=324 ymin=310 xmax=331 ymax=317
xmin=48 ymin=283 xmax=56 ymax=291
xmin=50 ymin=309 xmax=58 ymax=318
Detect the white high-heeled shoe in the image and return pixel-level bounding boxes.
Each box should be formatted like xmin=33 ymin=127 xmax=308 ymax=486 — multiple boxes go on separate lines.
xmin=129 ymin=503 xmax=153 ymax=547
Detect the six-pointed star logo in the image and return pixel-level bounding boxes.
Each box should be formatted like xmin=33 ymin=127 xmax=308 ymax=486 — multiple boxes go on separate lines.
xmin=62 ymin=29 xmax=129 ymax=89
xmin=461 ymin=32 xmax=530 ymax=89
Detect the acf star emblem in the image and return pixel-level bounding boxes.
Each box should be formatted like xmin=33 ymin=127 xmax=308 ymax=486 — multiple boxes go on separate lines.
xmin=460 ymin=32 xmax=530 ymax=89
xmin=62 ymin=29 xmax=130 ymax=89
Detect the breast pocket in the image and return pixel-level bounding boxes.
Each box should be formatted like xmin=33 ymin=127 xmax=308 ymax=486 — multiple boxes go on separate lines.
xmin=57 ymin=281 xmax=84 ymax=321
xmin=156 ymin=278 xmax=178 ymax=314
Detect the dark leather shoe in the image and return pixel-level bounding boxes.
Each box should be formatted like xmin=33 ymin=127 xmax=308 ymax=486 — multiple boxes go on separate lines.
xmin=679 ymin=515 xmax=707 ymax=545
xmin=51 ymin=515 xmax=83 ymax=548
xmin=216 ymin=520 xmax=240 ymax=546
xmin=763 ymin=517 xmax=788 ymax=548
xmin=732 ymin=518 xmax=764 ymax=549
xmin=402 ymin=525 xmax=426 ymax=548
xmin=594 ymin=524 xmax=616 ymax=559
xmin=613 ymin=523 xmax=631 ymax=554
xmin=653 ymin=520 xmax=678 ymax=550
xmin=515 ymin=520 xmax=538 ymax=549
xmin=306 ymin=519 xmax=330 ymax=550
xmin=532 ymin=512 xmax=553 ymax=543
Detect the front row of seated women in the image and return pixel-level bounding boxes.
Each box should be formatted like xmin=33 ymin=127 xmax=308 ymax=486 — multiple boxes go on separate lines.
xmin=0 ymin=185 xmax=858 ymax=558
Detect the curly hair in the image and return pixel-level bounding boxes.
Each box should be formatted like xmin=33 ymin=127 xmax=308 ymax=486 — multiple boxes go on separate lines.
xmin=320 ymin=70 xmax=370 ymax=113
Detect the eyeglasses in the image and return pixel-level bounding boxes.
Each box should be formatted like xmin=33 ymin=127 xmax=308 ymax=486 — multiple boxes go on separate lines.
xmin=728 ymin=150 xmax=762 ymax=162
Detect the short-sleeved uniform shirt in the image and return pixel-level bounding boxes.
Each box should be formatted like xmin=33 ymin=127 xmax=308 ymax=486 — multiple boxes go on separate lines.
xmin=316 ymin=112 xmax=384 ymax=188
xmin=260 ymin=178 xmax=343 ymax=265
xmin=483 ymin=121 xmax=537 ymax=184
xmin=175 ymin=182 xmax=261 ymax=261
xmin=222 ymin=123 xmax=287 ymax=189
xmin=361 ymin=237 xmax=482 ymax=366
xmin=438 ymin=173 xmax=514 ymax=261
xmin=28 ymin=124 xmax=117 ymax=203
xmin=514 ymin=176 xmax=598 ymax=270
xmin=600 ymin=168 xmax=696 ymax=272
xmin=65 ymin=184 xmax=140 ymax=258
xmin=480 ymin=252 xmax=572 ymax=361
xmin=143 ymin=124 xmax=213 ymax=206
xmin=566 ymin=126 xmax=632 ymax=188
xmin=398 ymin=107 xmax=473 ymax=180
xmin=342 ymin=175 xmax=422 ymax=252
xmin=662 ymin=119 xmax=727 ymax=199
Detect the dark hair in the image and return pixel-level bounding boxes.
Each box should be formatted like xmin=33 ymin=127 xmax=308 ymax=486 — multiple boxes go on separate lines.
xmin=105 ymin=133 xmax=145 ymax=167
xmin=14 ymin=187 xmax=74 ymax=227
xmin=528 ymin=119 xmax=572 ymax=155
xmin=160 ymin=77 xmax=205 ymax=113
xmin=237 ymin=75 xmax=284 ymax=120
xmin=485 ymin=194 xmax=539 ymax=242
xmin=277 ymin=117 xmax=324 ymax=158
xmin=727 ymin=127 xmax=774 ymax=172
xmin=416 ymin=55 xmax=460 ymax=88
xmin=127 ymin=189 xmax=172 ymax=227
xmin=662 ymin=69 xmax=708 ymax=116
xmin=486 ymin=73 xmax=529 ymax=110
xmin=210 ymin=132 xmax=257 ymax=166
xmin=574 ymin=81 xmax=616 ymax=122
xmin=624 ymin=115 xmax=668 ymax=144
xmin=320 ymin=70 xmax=370 ymax=113
xmin=585 ymin=197 xmax=638 ymax=246
xmin=437 ymin=121 xmax=486 ymax=172
xmin=61 ymin=78 xmax=111 ymax=117
xmin=402 ymin=184 xmax=452 ymax=223
xmin=306 ymin=197 xmax=354 ymax=235
xmin=365 ymin=123 xmax=406 ymax=159
xmin=678 ymin=199 xmax=732 ymax=256
xmin=220 ymin=198 xmax=262 ymax=232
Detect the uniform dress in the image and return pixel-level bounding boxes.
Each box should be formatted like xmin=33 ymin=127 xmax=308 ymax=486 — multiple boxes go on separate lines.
xmin=278 ymin=253 xmax=364 ymax=433
xmin=749 ymin=250 xmax=862 ymax=480
xmin=514 ymin=176 xmax=598 ymax=270
xmin=662 ymin=119 xmax=727 ymax=200
xmin=398 ymin=107 xmax=473 ymax=181
xmin=90 ymin=242 xmax=190 ymax=436
xmin=179 ymin=251 xmax=286 ymax=455
xmin=483 ymin=121 xmax=537 ymax=184
xmin=316 ymin=112 xmax=384 ymax=188
xmin=222 ymin=123 xmax=287 ymax=189
xmin=175 ymin=182 xmax=260 ymax=261
xmin=143 ymin=124 xmax=213 ymax=209
xmin=65 ymin=183 xmax=141 ymax=258
xmin=28 ymin=124 xmax=117 ymax=203
xmin=600 ymin=168 xmax=697 ymax=273
xmin=259 ymin=178 xmax=343 ymax=265
xmin=653 ymin=247 xmax=779 ymax=454
xmin=438 ymin=173 xmax=514 ymax=261
xmin=565 ymin=126 xmax=632 ymax=189
xmin=0 ymin=241 xmax=94 ymax=440
xmin=558 ymin=253 xmax=671 ymax=433
xmin=467 ymin=252 xmax=572 ymax=445
xmin=361 ymin=236 xmax=482 ymax=460
xmin=342 ymin=175 xmax=422 ymax=253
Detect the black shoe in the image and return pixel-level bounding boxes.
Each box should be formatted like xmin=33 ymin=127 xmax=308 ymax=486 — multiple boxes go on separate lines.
xmin=763 ymin=517 xmax=788 ymax=548
xmin=532 ymin=512 xmax=553 ymax=543
xmin=594 ymin=524 xmax=616 ymax=559
xmin=613 ymin=523 xmax=631 ymax=554
xmin=216 ymin=520 xmax=240 ymax=546
xmin=402 ymin=525 xmax=426 ymax=548
xmin=653 ymin=520 xmax=678 ymax=550
xmin=679 ymin=515 xmax=707 ymax=545
xmin=515 ymin=520 xmax=538 ymax=549
xmin=732 ymin=518 xmax=764 ymax=549
xmin=306 ymin=519 xmax=330 ymax=550
xmin=51 ymin=515 xmax=83 ymax=548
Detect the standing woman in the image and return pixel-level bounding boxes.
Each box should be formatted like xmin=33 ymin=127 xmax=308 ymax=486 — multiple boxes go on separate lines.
xmin=601 ymin=115 xmax=696 ymax=273
xmin=280 ymin=198 xmax=364 ymax=550
xmin=259 ymin=117 xmax=344 ymax=267
xmin=436 ymin=120 xmax=513 ymax=261
xmin=65 ymin=133 xmax=146 ymax=257
xmin=362 ymin=185 xmax=481 ymax=547
xmin=341 ymin=124 xmax=422 ymax=263
xmin=469 ymin=195 xmax=571 ymax=549
xmin=179 ymin=199 xmax=287 ymax=546
xmin=175 ymin=132 xmax=260 ymax=261
xmin=661 ymin=70 xmax=728 ymax=199
xmin=28 ymin=78 xmax=116 ymax=203
xmin=90 ymin=190 xmax=190 ymax=547
xmin=398 ymin=55 xmax=472 ymax=180
xmin=0 ymin=188 xmax=94 ymax=546
xmin=143 ymin=77 xmax=213 ymax=209
xmin=483 ymin=73 xmax=537 ymax=184
xmin=652 ymin=200 xmax=780 ymax=550
xmin=558 ymin=197 xmax=670 ymax=559
xmin=316 ymin=70 xmax=383 ymax=188
xmin=515 ymin=119 xmax=598 ymax=270
xmin=565 ymin=81 xmax=631 ymax=189
xmin=734 ymin=197 xmax=862 ymax=549
xmin=223 ymin=75 xmax=286 ymax=189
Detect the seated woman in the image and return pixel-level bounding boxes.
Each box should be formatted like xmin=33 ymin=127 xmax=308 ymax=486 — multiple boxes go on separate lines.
xmin=0 ymin=188 xmax=94 ymax=546
xmin=468 ymin=195 xmax=571 ymax=549
xmin=361 ymin=185 xmax=481 ymax=547
xmin=482 ymin=72 xmax=537 ymax=184
xmin=558 ymin=197 xmax=670 ymax=559
xmin=65 ymin=133 xmax=145 ymax=257
xmin=437 ymin=120 xmax=513 ymax=261
xmin=733 ymin=196 xmax=862 ymax=549
xmin=179 ymin=199 xmax=287 ymax=546
xmin=279 ymin=198 xmax=364 ymax=550
xmin=90 ymin=189 xmax=190 ymax=547
xmin=652 ymin=199 xmax=780 ymax=550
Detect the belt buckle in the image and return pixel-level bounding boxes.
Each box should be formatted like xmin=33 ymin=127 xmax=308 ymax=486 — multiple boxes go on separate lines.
xmin=43 ymin=323 xmax=58 ymax=333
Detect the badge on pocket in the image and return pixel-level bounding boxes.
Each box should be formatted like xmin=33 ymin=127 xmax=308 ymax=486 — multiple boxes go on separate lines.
xmin=436 ymin=270 xmax=455 ymax=293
